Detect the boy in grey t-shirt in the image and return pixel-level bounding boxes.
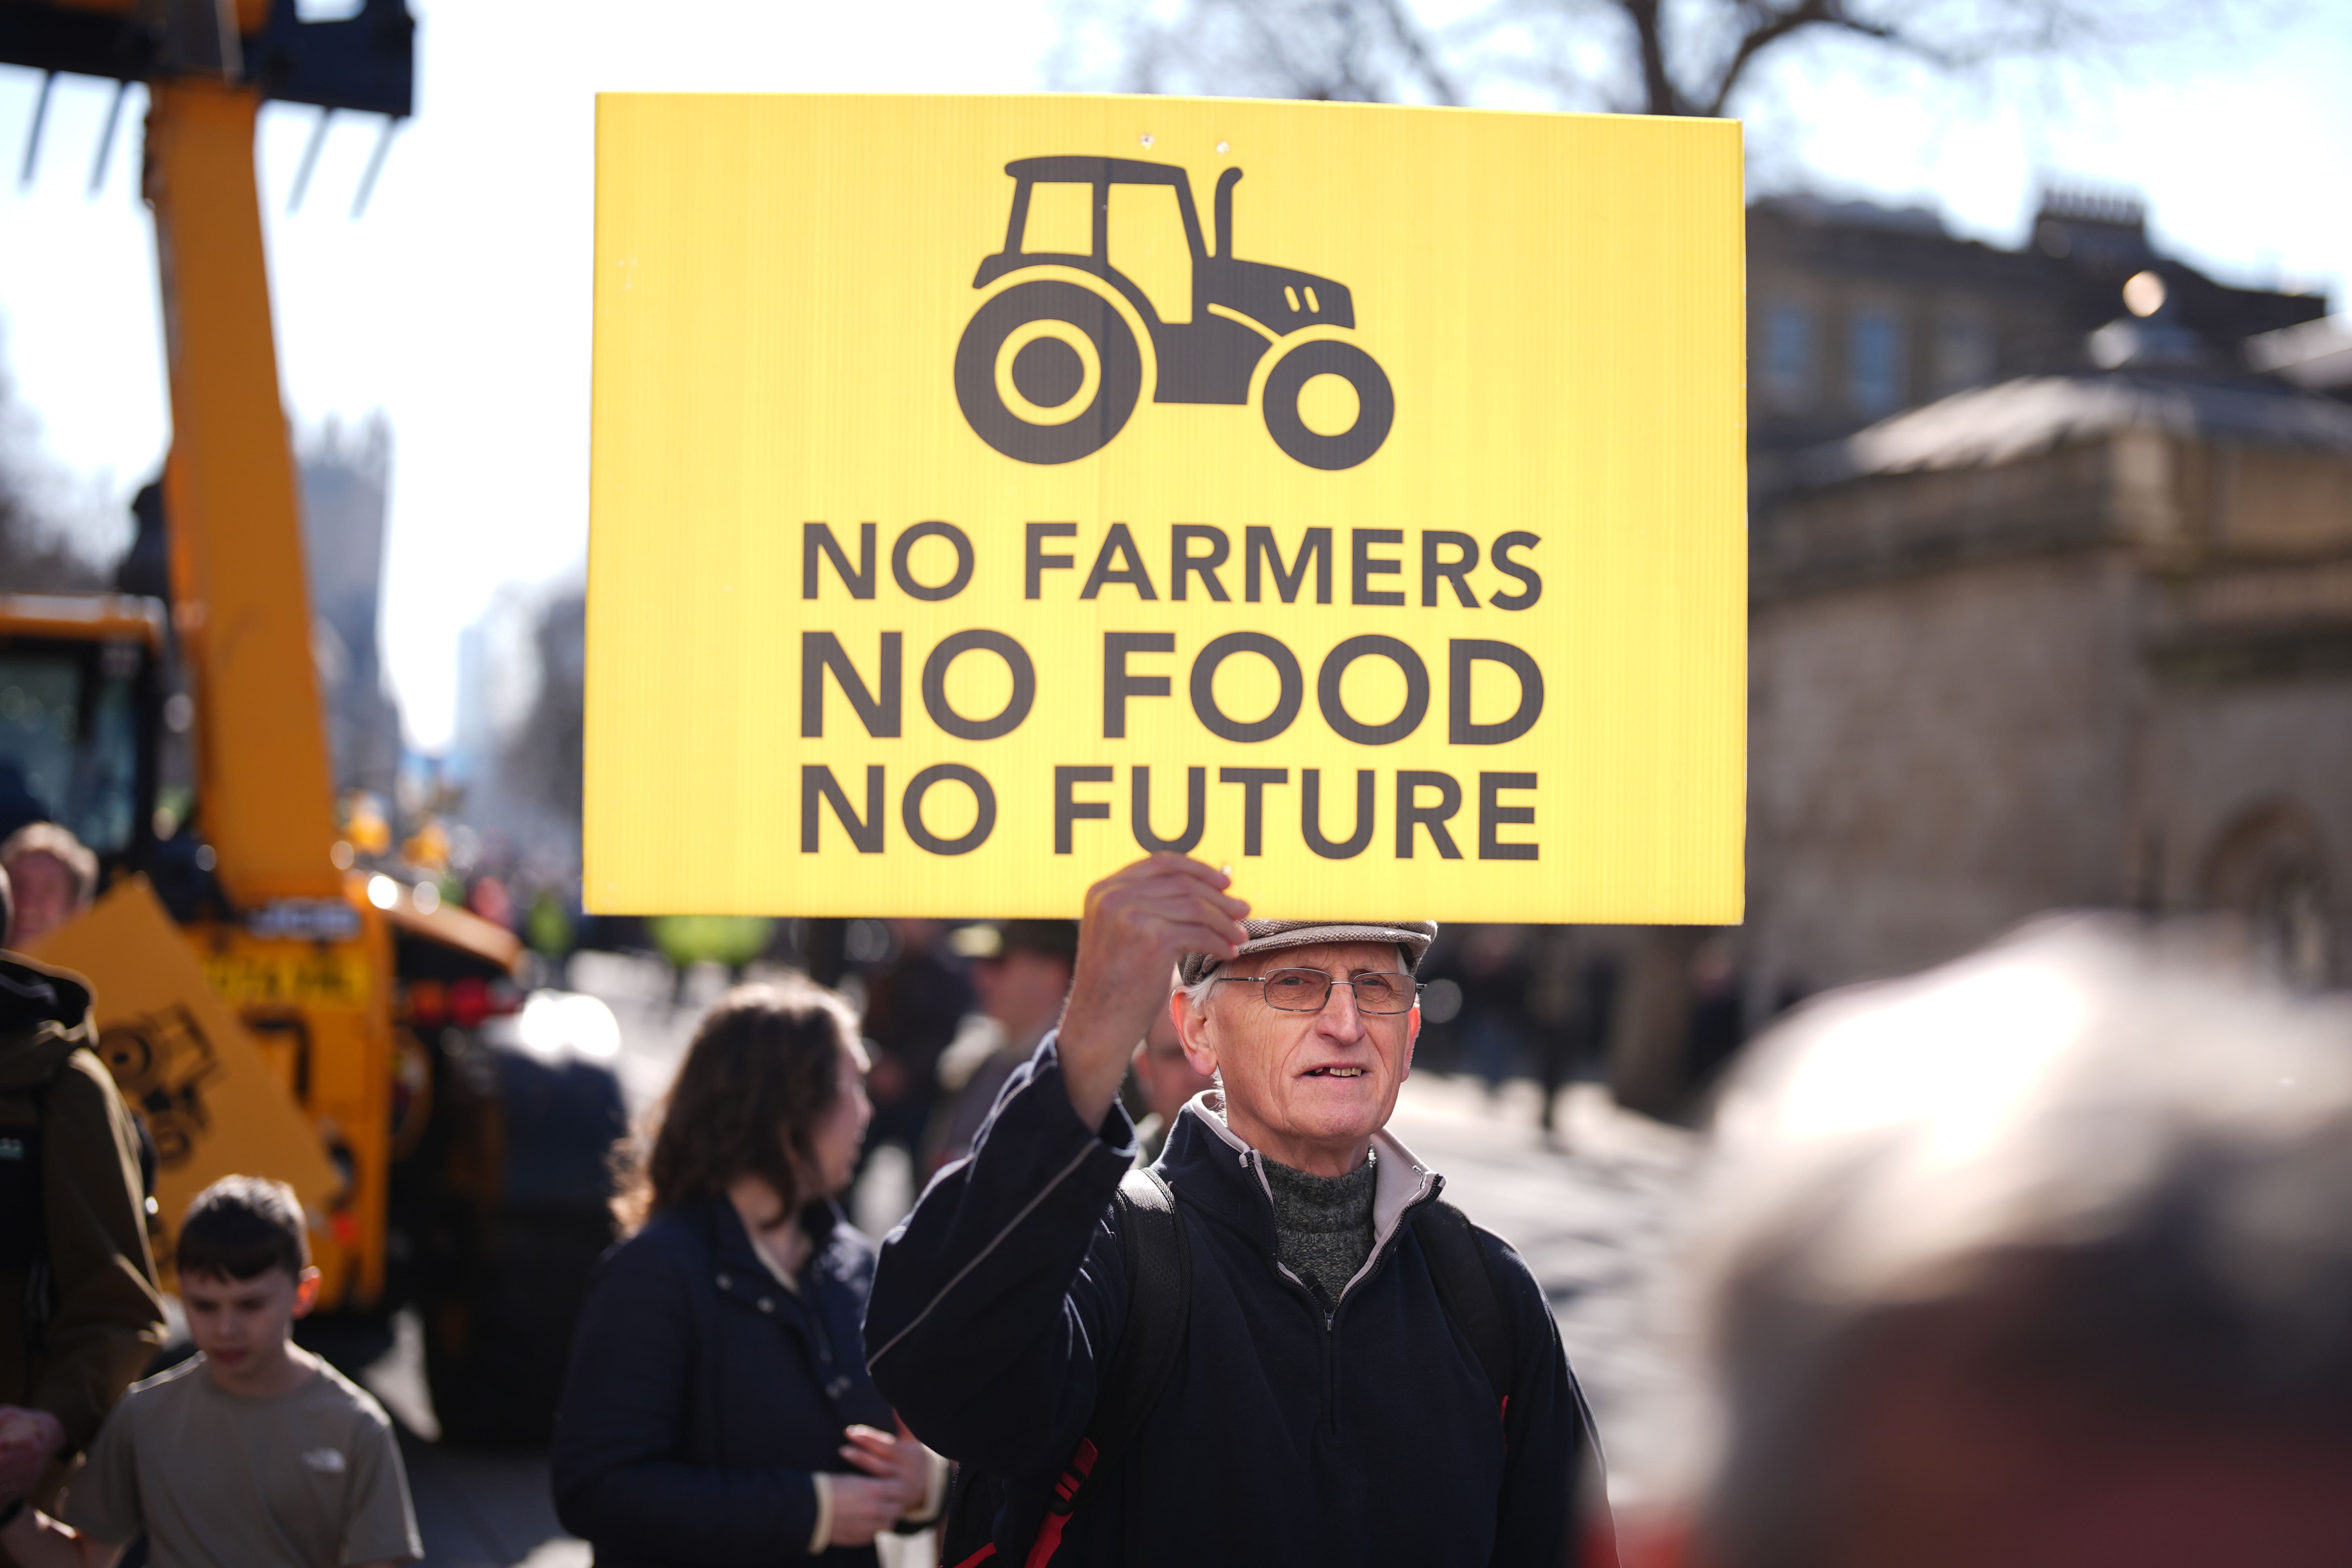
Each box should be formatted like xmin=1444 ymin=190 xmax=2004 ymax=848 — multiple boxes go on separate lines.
xmin=0 ymin=1176 xmax=420 ymax=1568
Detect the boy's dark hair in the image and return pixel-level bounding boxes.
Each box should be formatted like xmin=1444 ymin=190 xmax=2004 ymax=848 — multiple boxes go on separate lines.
xmin=176 ymin=1175 xmax=310 ymax=1282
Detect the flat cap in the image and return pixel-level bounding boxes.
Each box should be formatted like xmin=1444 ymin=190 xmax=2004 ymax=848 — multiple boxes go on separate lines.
xmin=1179 ymin=919 xmax=1438 ymax=988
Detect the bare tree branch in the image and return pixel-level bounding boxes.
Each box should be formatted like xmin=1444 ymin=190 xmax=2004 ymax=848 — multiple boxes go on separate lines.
xmin=1055 ymin=0 xmax=2229 ymax=129
xmin=1707 ymin=1 xmax=1850 ymax=118
xmin=0 ymin=345 xmax=115 ymax=593
xmin=1368 ymin=0 xmax=1465 ymax=105
xmin=1617 ymin=0 xmax=1686 ymax=115
xmin=1062 ymin=0 xmax=1468 ymax=105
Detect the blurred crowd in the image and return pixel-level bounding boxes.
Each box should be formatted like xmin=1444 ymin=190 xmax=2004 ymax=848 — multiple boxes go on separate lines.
xmin=2 ymin=824 xmax=2349 ymax=1566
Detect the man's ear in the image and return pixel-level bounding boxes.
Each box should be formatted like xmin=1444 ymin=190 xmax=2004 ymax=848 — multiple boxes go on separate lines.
xmin=291 ymin=1266 xmax=323 ymax=1319
xmin=1174 ymin=989 xmax=1218 ymax=1079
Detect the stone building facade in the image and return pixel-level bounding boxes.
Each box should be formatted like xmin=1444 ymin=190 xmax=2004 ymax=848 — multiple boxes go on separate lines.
xmin=1601 ymin=194 xmax=2347 ymax=1112
xmin=1746 ymin=190 xmax=2324 ymax=460
xmin=1748 ymin=379 xmax=2352 ymax=1012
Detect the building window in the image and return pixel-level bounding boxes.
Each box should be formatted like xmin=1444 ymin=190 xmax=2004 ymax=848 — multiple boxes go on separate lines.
xmin=1933 ymin=312 xmax=1996 ymax=395
xmin=1849 ymin=309 xmax=1904 ymax=417
xmin=1763 ymin=301 xmax=1814 ymax=407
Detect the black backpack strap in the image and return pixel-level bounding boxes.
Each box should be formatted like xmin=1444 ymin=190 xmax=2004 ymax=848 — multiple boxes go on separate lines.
xmin=1411 ymin=1199 xmax=1523 ymax=1446
xmin=1030 ymin=1168 xmax=1190 ymax=1563
xmin=1094 ymin=1169 xmax=1191 ymax=1461
xmin=938 ymin=1168 xmax=1192 ymax=1568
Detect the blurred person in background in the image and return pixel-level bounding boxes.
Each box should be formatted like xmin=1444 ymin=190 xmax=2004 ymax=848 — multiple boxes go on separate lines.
xmin=924 ymin=920 xmax=1076 ymax=1175
xmin=869 ymin=856 xmax=1608 ymax=1566
xmin=1127 ymin=973 xmax=1214 ymax=1165
xmin=1656 ymin=918 xmax=2352 ymax=1568
xmin=1678 ymin=935 xmax=1744 ymax=1097
xmin=465 ymin=874 xmax=513 ymax=929
xmin=525 ymin=885 xmax=576 ymax=984
xmin=1535 ymin=948 xmax=1620 ymax=1143
xmin=855 ymin=920 xmax=973 ymax=1176
xmin=1456 ymin=925 xmax=1533 ymax=1098
xmin=0 ymin=826 xmax=98 ymax=950
xmin=552 ymin=981 xmax=941 ymax=1565
xmin=0 ymin=866 xmax=163 ymax=1514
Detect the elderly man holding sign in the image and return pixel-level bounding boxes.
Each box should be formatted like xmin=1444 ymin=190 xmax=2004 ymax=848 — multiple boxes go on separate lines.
xmin=867 ymin=854 xmax=1608 ymax=1566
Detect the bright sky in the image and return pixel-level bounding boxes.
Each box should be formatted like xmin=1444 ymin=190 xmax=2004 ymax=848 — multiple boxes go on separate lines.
xmin=0 ymin=3 xmax=2345 ymax=751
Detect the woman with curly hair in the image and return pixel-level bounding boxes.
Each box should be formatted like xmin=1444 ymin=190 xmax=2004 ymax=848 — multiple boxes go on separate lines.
xmin=551 ymin=980 xmax=940 ymax=1565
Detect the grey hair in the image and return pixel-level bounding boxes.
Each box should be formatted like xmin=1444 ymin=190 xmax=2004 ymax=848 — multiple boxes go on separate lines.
xmin=1690 ymin=915 xmax=2352 ymax=1566
xmin=1179 ymin=969 xmax=1220 ymax=1014
xmin=0 ymin=822 xmax=98 ymax=906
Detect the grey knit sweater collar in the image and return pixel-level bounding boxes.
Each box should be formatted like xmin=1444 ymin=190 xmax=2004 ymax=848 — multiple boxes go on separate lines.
xmin=1261 ymin=1150 xmax=1378 ymax=1307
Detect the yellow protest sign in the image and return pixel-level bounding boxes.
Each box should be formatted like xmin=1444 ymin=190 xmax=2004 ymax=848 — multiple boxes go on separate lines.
xmin=588 ymin=94 xmax=1744 ymax=922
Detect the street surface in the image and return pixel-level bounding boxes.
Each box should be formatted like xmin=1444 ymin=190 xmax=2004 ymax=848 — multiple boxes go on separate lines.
xmin=383 ymin=959 xmax=1704 ymax=1565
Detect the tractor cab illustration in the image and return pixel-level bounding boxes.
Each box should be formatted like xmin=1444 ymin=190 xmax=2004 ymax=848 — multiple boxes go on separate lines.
xmin=952 ymin=156 xmax=1394 ymax=470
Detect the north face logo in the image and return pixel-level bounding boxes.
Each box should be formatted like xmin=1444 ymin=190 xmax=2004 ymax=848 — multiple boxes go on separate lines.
xmin=953 ymin=156 xmax=1394 ymax=471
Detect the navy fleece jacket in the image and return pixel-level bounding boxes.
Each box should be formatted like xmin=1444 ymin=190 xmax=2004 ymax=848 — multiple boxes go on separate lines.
xmin=552 ymin=1197 xmax=897 ymax=1565
xmin=865 ymin=1034 xmax=1609 ymax=1566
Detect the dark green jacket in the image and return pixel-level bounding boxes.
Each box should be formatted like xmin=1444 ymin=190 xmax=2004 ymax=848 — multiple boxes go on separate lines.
xmin=0 ymin=952 xmax=165 ymax=1488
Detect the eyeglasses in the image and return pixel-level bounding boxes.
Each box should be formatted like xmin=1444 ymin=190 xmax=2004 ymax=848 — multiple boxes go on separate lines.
xmin=1214 ymin=968 xmax=1421 ymax=1015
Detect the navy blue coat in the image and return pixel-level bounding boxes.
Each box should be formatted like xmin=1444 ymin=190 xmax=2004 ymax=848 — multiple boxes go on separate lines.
xmin=552 ymin=1196 xmax=897 ymax=1566
xmin=866 ymin=1036 xmax=1607 ymax=1567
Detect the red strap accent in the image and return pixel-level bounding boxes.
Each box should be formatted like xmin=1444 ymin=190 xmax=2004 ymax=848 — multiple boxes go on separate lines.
xmin=1025 ymin=1437 xmax=1102 ymax=1566
xmin=1023 ymin=1512 xmax=1073 ymax=1568
xmin=948 ymin=1546 xmax=999 ymax=1568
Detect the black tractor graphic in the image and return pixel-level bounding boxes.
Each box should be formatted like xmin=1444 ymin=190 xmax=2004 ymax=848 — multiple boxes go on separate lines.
xmin=953 ymin=156 xmax=1393 ymax=471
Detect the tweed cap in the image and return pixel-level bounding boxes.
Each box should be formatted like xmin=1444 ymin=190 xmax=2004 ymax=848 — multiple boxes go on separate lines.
xmin=1178 ymin=919 xmax=1439 ymax=988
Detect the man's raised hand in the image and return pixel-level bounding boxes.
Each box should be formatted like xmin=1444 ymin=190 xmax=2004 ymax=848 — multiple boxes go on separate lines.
xmin=1057 ymin=855 xmax=1249 ymax=1129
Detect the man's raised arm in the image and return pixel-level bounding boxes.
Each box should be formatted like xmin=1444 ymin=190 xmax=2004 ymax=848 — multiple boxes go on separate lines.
xmin=864 ymin=857 xmax=1245 ymax=1474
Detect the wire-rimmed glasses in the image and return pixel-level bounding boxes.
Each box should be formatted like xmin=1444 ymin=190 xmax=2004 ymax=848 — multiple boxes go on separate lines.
xmin=1214 ymin=968 xmax=1421 ymax=1015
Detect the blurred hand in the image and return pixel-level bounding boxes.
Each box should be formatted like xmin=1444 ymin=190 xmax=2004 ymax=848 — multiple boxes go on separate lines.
xmin=1059 ymin=855 xmax=1249 ymax=1130
xmin=840 ymin=1416 xmax=930 ymax=1514
xmin=0 ymin=1406 xmax=63 ymax=1495
xmin=826 ymin=1474 xmax=903 ymax=1548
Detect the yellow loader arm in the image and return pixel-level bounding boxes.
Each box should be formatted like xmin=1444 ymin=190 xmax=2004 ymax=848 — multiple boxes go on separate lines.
xmin=4 ymin=0 xmax=420 ymax=1306
xmin=150 ymin=75 xmax=344 ymax=904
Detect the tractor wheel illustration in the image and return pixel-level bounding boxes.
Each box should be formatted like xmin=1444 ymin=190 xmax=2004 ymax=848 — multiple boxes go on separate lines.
xmin=1261 ymin=339 xmax=1394 ymax=472
xmin=954 ymin=280 xmax=1144 ymax=465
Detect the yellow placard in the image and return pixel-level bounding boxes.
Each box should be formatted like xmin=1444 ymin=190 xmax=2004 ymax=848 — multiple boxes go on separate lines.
xmin=32 ymin=880 xmax=341 ymax=1259
xmin=588 ymin=94 xmax=1745 ymax=922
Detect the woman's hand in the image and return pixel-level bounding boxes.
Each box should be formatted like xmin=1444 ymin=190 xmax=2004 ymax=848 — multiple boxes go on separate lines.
xmin=840 ymin=1416 xmax=931 ymax=1514
xmin=825 ymin=1475 xmax=904 ymax=1548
